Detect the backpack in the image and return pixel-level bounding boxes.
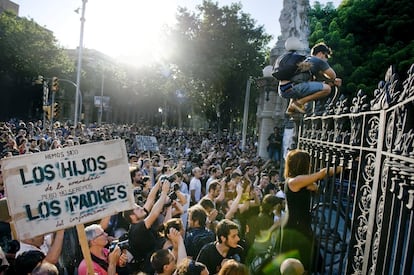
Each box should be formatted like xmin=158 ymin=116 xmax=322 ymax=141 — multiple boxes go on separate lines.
xmin=272 ymin=51 xmax=308 ymax=81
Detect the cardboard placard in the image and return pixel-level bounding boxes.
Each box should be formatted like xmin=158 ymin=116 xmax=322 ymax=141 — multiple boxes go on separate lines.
xmin=1 ymin=139 xmax=134 ymax=240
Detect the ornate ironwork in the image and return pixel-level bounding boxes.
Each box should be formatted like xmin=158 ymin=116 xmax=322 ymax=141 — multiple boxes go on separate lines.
xmin=296 ymin=63 xmax=414 ymax=274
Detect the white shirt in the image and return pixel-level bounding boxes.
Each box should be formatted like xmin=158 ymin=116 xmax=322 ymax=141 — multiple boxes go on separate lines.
xmin=15 ymin=234 xmax=52 ymax=258
xmin=15 ymin=242 xmax=45 ymax=258
xmin=179 ymin=181 xmax=189 ymax=195
xmin=189 ymin=177 xmax=202 ymax=203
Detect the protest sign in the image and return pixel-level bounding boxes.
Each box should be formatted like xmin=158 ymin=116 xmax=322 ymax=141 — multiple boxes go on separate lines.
xmin=135 ymin=135 xmax=159 ymax=152
xmin=1 ymin=139 xmax=134 ymax=240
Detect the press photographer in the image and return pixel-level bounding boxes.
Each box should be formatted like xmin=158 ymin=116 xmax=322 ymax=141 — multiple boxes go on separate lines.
xmin=78 ymin=224 xmax=128 ymax=275
xmin=161 ymin=174 xmax=188 ymax=218
xmin=133 ymin=176 xmax=152 ymax=206
xmin=123 ymin=180 xmax=171 ymax=274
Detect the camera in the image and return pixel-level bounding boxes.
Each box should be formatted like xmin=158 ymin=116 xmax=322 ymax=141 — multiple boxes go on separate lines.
xmin=168 ymin=191 xmax=178 ymax=201
xmin=109 ymin=239 xmax=129 ymax=252
xmin=133 ymin=186 xmax=142 ymax=195
xmin=133 ymin=187 xmax=144 ymax=205
xmin=160 ymin=175 xmax=176 ymax=183
xmin=168 ymin=183 xmax=180 ymax=202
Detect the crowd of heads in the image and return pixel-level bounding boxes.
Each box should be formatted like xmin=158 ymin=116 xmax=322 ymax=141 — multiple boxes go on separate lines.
xmin=0 ymin=118 xmax=300 ymax=275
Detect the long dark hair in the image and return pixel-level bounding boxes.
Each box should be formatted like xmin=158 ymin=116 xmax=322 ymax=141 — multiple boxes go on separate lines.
xmin=284 ymin=149 xmax=311 ymax=179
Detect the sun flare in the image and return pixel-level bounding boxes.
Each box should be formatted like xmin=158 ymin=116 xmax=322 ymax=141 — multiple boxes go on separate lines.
xmin=85 ymin=1 xmax=177 ymax=66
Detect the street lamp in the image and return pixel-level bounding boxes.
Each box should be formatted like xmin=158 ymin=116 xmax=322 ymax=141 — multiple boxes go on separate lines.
xmin=187 ymin=114 xmax=192 ymax=129
xmin=59 ymin=78 xmax=83 ymax=123
xmin=158 ymin=107 xmax=163 ymax=126
xmin=74 ymin=0 xmax=87 ymax=126
xmin=241 ymin=77 xmax=253 ymax=151
xmin=98 ymin=69 xmax=104 ymax=125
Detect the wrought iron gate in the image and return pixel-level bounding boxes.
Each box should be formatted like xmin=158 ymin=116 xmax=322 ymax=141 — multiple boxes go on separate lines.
xmin=297 ymin=64 xmax=414 ymax=274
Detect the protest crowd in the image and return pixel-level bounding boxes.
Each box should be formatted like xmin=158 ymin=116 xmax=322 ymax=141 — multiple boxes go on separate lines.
xmin=0 ymin=118 xmax=304 ymax=275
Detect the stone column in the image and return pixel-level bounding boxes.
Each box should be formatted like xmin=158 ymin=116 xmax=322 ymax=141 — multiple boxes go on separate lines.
xmin=256 ymin=75 xmax=280 ymax=159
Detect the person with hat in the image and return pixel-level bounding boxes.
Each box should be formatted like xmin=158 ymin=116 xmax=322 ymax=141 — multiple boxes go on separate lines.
xmin=279 ymin=41 xmax=342 ymax=115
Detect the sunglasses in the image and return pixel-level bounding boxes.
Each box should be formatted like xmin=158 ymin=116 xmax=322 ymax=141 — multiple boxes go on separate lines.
xmin=93 ymin=231 xmax=106 ymax=240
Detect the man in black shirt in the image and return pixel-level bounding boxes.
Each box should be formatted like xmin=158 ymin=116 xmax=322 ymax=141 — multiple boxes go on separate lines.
xmin=184 ymin=205 xmax=215 ymax=258
xmin=267 ymin=127 xmax=282 ymax=165
xmin=196 ymin=219 xmax=244 ymax=274
xmin=124 ymin=180 xmax=170 ymax=274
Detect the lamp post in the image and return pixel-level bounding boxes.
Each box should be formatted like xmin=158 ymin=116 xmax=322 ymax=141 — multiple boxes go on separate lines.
xmin=74 ymin=0 xmax=87 ymax=126
xmin=187 ymin=114 xmax=192 ymax=129
xmin=59 ymin=78 xmax=83 ymax=123
xmin=176 ymin=89 xmax=186 ymax=129
xmin=98 ymin=70 xmax=104 ymax=125
xmin=241 ymin=77 xmax=252 ymax=151
xmin=158 ymin=107 xmax=163 ymax=127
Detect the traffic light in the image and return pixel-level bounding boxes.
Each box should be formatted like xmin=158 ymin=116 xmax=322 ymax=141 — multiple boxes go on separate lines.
xmin=53 ymin=102 xmax=60 ymax=118
xmin=51 ymin=77 xmax=59 ymax=92
xmin=43 ymin=105 xmax=52 ymax=120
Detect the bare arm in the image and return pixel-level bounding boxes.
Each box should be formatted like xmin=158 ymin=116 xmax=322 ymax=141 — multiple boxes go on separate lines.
xmin=171 ymin=200 xmax=184 ymax=217
xmin=99 ymin=215 xmax=111 ymax=231
xmin=322 ymin=67 xmax=336 ymax=81
xmin=163 ymin=205 xmax=173 ymax=223
xmin=176 ymin=190 xmax=187 ymax=206
xmin=107 ymin=246 xmax=121 ymax=275
xmin=143 ymin=179 xmax=161 ymax=212
xmin=168 ymin=228 xmax=187 ymax=264
xmin=322 ymin=68 xmax=342 ymax=87
xmin=144 ymin=181 xmax=170 ymax=229
xmin=44 ymin=230 xmax=64 ymax=264
xmin=288 ymin=167 xmax=342 ymax=192
xmin=214 ymin=179 xmax=226 ymax=203
xmin=225 ymin=184 xmax=243 ymax=220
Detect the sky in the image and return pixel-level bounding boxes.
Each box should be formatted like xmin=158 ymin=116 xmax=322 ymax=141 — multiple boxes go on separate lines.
xmin=13 ymin=0 xmax=341 ymax=67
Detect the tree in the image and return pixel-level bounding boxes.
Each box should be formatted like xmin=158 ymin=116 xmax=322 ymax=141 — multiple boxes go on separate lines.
xmin=165 ymin=0 xmax=271 ymax=130
xmin=309 ymin=0 xmax=414 ymax=97
xmin=0 ymin=11 xmax=73 ymax=120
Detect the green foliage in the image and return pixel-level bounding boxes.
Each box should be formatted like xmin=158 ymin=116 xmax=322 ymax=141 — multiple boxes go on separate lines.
xmin=309 ymin=0 xmax=414 ymax=97
xmin=165 ymin=0 xmax=271 ymax=127
xmin=0 ymin=11 xmax=74 ymax=120
xmin=0 ymin=11 xmax=73 ymax=78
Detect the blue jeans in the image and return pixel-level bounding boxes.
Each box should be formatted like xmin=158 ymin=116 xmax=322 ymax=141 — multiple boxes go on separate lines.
xmin=279 ymin=81 xmax=324 ymax=99
xmin=268 ymin=148 xmax=280 ymax=162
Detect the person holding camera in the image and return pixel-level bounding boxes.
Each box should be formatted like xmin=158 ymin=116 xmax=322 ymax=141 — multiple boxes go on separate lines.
xmin=123 ymin=180 xmax=171 ymax=274
xmin=77 ymin=224 xmax=128 ymax=275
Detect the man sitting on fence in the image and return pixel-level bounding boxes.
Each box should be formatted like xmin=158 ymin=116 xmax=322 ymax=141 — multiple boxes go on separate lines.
xmin=277 ymin=39 xmax=342 ymax=115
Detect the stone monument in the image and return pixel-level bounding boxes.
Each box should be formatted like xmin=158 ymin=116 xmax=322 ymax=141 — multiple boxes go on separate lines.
xmin=256 ymin=0 xmax=311 ymax=161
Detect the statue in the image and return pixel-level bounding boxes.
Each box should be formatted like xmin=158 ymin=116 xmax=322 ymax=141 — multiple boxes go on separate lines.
xmin=270 ymin=0 xmax=310 ymax=64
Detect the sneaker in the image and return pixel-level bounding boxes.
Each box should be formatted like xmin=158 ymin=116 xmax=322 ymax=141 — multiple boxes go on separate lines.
xmin=291 ymin=101 xmax=306 ymax=114
xmin=285 ymin=105 xmax=295 ymax=115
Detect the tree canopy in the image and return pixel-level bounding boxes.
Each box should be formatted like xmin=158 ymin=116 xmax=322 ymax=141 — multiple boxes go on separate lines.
xmin=0 ymin=11 xmax=74 ymax=119
xmin=309 ymin=0 xmax=414 ymax=97
xmin=1 ymin=0 xmax=413 ymax=126
xmin=164 ymin=0 xmax=271 ymax=127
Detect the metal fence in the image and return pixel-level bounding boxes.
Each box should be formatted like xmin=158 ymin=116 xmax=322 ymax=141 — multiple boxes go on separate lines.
xmin=296 ymin=64 xmax=414 ymax=274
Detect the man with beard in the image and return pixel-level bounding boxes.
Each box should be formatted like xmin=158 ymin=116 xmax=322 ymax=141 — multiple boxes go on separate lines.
xmin=196 ymin=219 xmax=244 ymax=274
xmin=130 ymin=167 xmax=143 ymax=188
xmin=123 ymin=180 xmax=170 ymax=274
